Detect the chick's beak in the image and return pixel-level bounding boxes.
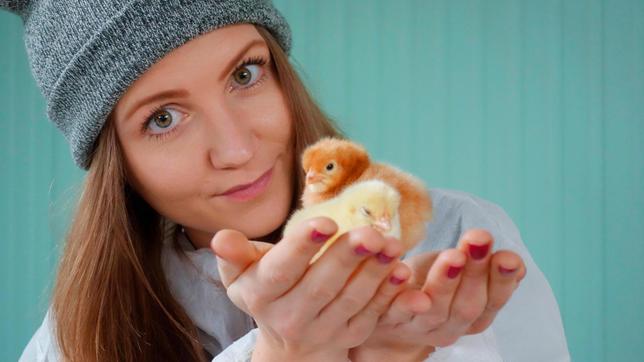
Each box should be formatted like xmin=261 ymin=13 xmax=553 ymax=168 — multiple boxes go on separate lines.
xmin=373 ymin=216 xmax=391 ymax=233
xmin=306 ymin=170 xmax=323 ymax=184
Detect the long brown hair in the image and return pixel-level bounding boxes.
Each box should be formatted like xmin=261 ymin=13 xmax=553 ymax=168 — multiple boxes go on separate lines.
xmin=52 ymin=25 xmax=343 ymax=361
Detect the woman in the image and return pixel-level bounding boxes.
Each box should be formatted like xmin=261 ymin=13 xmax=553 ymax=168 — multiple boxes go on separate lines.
xmin=4 ymin=1 xmax=569 ymax=361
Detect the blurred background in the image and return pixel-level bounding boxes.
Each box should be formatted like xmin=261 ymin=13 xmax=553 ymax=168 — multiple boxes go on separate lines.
xmin=1 ymin=0 xmax=642 ymax=361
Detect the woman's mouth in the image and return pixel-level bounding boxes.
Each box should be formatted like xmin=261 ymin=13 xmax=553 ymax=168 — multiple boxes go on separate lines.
xmin=219 ymin=167 xmax=274 ymax=201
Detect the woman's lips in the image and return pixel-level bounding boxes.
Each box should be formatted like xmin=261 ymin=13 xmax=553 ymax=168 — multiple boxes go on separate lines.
xmin=219 ymin=167 xmax=274 ymax=201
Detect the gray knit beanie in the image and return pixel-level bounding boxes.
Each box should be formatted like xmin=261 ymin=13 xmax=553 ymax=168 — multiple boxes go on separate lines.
xmin=1 ymin=0 xmax=292 ymax=170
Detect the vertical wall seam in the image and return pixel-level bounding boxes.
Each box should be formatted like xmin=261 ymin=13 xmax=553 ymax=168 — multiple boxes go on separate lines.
xmin=559 ymin=0 xmax=567 ymax=306
xmin=600 ymin=0 xmax=607 ymax=359
xmin=519 ymin=0 xmax=525 ymax=230
xmin=445 ymin=0 xmax=452 ymax=184
xmin=480 ymin=0 xmax=488 ymax=196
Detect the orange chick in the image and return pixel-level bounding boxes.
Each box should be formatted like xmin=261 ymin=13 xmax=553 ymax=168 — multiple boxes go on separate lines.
xmin=301 ymin=137 xmax=432 ymax=251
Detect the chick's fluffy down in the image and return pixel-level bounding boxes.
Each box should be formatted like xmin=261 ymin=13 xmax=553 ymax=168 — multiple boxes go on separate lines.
xmin=284 ymin=179 xmax=401 ymax=263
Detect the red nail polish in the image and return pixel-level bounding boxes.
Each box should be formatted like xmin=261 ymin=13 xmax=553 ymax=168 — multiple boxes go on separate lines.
xmin=499 ymin=266 xmax=518 ymax=275
xmin=311 ymin=229 xmax=331 ymax=243
xmin=469 ymin=243 xmax=490 ymax=260
xmin=447 ymin=266 xmax=463 ymax=279
xmin=376 ymin=252 xmax=394 ymax=264
xmin=354 ymin=245 xmax=372 ymax=256
xmin=389 ymin=276 xmax=406 ymax=285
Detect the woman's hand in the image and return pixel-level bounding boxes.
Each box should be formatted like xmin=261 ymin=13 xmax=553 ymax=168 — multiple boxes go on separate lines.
xmin=211 ymin=217 xmax=413 ymax=362
xmin=349 ymin=229 xmax=527 ymax=362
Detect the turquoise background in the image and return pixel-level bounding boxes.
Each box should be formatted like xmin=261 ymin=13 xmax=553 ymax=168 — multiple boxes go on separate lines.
xmin=1 ymin=1 xmax=643 ymax=361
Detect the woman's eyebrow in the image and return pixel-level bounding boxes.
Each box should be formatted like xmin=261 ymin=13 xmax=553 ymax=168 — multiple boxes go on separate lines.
xmin=124 ymin=89 xmax=190 ymax=120
xmin=217 ymin=38 xmax=266 ymax=82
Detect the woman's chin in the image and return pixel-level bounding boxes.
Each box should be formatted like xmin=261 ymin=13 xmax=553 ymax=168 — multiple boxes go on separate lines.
xmin=239 ymin=220 xmax=285 ymax=242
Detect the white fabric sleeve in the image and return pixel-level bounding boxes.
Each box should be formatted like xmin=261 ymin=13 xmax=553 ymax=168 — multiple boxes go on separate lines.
xmin=211 ymin=327 xmax=503 ymax=362
xmin=212 ymin=328 xmax=258 ymax=362
xmin=463 ymin=195 xmax=571 ymax=362
xmin=19 ymin=306 xmax=259 ymax=362
xmin=19 ymin=310 xmax=60 ymax=362
xmin=427 ymin=328 xmax=502 ymax=362
xmin=404 ymin=189 xmax=570 ymax=362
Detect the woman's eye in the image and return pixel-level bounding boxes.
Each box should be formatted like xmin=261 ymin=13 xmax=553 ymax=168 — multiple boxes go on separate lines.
xmin=145 ymin=108 xmax=183 ymax=135
xmin=232 ymin=64 xmax=262 ymax=88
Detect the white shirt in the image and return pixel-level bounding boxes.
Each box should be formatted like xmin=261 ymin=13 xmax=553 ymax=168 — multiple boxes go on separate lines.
xmin=20 ymin=188 xmax=571 ymax=362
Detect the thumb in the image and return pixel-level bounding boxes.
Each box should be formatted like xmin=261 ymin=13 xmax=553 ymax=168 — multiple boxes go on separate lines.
xmin=210 ymin=229 xmax=272 ymax=287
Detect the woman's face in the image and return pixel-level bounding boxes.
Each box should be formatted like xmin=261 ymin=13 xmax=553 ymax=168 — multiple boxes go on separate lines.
xmin=112 ymin=24 xmax=293 ymax=249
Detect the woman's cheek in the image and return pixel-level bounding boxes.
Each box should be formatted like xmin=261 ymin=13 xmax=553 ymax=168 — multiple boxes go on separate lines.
xmin=252 ymin=78 xmax=292 ymax=135
xmin=126 ymin=140 xmax=200 ymax=209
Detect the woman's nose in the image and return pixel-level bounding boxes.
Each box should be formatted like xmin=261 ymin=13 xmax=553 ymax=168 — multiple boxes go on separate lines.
xmin=205 ymin=106 xmax=256 ymax=170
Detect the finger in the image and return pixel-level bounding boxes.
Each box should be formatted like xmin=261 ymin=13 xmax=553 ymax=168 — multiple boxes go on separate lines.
xmin=211 ymin=229 xmax=267 ymax=287
xmin=346 ymin=261 xmax=411 ymax=336
xmin=281 ymin=226 xmax=389 ymax=320
xmin=410 ymin=249 xmax=467 ymax=330
xmin=320 ymin=236 xmax=404 ymax=324
xmin=403 ymin=251 xmax=441 ymax=288
xmin=434 ymin=229 xmax=494 ymax=336
xmin=250 ymin=216 xmax=338 ymax=301
xmin=516 ymin=260 xmax=527 ymax=284
xmin=467 ymin=250 xmax=526 ymax=334
xmin=379 ymin=289 xmax=432 ymax=326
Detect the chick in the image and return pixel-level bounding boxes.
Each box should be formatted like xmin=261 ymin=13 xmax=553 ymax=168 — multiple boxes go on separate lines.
xmin=284 ymin=179 xmax=401 ymax=264
xmin=301 ymin=137 xmax=432 ymax=251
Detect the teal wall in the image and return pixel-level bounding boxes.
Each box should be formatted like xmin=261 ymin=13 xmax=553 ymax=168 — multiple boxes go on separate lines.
xmin=1 ymin=1 xmax=642 ymax=361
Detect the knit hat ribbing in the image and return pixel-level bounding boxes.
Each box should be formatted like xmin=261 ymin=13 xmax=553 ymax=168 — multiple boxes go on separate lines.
xmin=1 ymin=0 xmax=292 ymax=170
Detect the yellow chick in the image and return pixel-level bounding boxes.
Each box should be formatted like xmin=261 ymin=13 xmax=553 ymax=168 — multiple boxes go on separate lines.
xmin=284 ymin=179 xmax=402 ymax=263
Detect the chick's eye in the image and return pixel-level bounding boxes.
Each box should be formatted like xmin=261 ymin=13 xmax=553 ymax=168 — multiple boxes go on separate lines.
xmin=360 ymin=207 xmax=372 ymax=216
xmin=145 ymin=108 xmax=183 ymax=135
xmin=233 ymin=64 xmax=261 ymax=87
xmin=326 ymin=162 xmax=334 ymax=171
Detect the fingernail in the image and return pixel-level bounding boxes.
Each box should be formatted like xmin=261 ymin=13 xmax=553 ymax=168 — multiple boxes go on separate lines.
xmin=447 ymin=266 xmax=463 ymax=279
xmin=354 ymin=245 xmax=372 ymax=256
xmin=376 ymin=252 xmax=394 ymax=264
xmin=311 ymin=229 xmax=331 ymax=243
xmin=499 ymin=266 xmax=518 ymax=275
xmin=389 ymin=275 xmax=406 ymax=285
xmin=469 ymin=243 xmax=490 ymax=260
